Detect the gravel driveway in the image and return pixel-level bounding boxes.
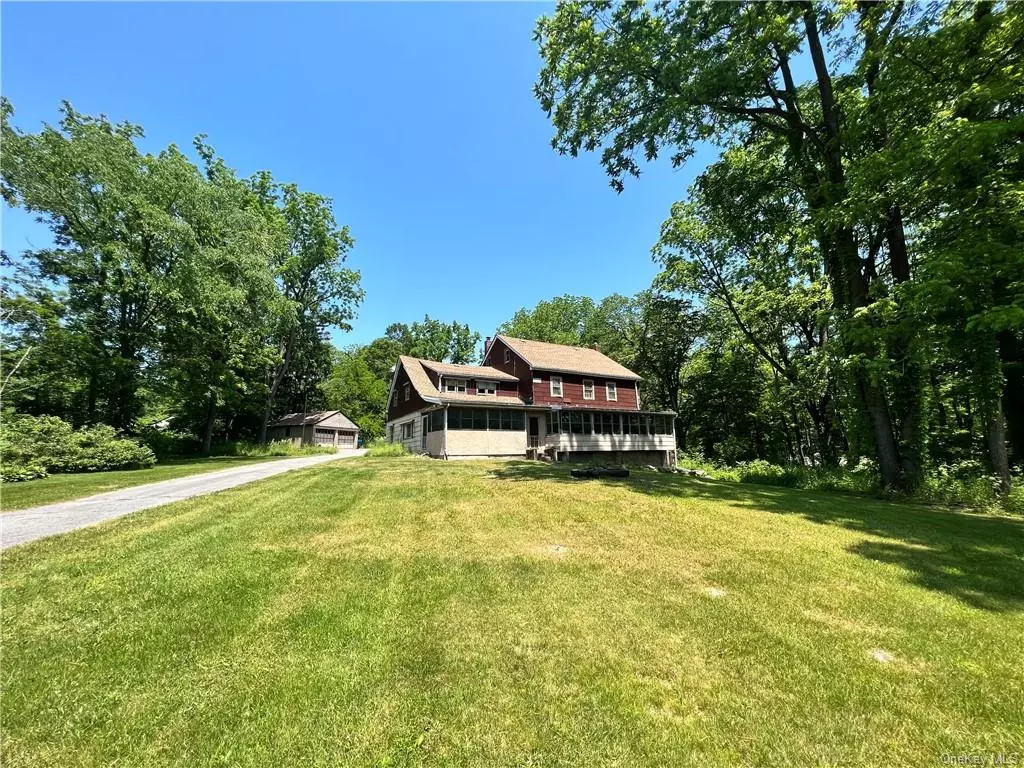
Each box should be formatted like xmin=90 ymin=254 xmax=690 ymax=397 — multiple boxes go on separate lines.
xmin=1 ymin=450 xmax=365 ymax=550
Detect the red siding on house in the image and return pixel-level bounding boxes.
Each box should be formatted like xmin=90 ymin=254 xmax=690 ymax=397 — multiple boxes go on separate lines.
xmin=531 ymin=371 xmax=639 ymax=410
xmin=483 ymin=337 xmax=534 ymax=401
xmin=388 ymin=364 xmax=430 ymax=420
xmin=437 ymin=374 xmax=520 ymax=398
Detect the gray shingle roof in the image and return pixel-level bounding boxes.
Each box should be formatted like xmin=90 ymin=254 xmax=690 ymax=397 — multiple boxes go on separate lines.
xmin=398 ymin=356 xmax=527 ymax=406
xmin=495 ymin=335 xmax=641 ymax=380
xmin=268 ymin=411 xmax=359 ymax=429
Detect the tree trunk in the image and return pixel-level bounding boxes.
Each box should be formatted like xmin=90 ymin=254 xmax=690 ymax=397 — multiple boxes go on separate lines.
xmin=857 ymin=370 xmax=903 ymax=489
xmin=201 ymin=391 xmax=217 ymax=455
xmin=986 ymin=400 xmax=1011 ymax=494
xmin=259 ymin=335 xmax=298 ymax=444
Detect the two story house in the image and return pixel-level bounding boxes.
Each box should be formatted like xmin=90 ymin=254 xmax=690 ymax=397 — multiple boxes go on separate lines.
xmin=385 ymin=335 xmax=676 ymax=467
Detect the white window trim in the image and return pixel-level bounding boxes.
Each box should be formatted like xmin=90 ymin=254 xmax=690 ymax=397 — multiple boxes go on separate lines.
xmin=550 ymin=375 xmax=563 ymax=397
xmin=401 ymin=421 xmax=414 ymax=439
xmin=404 ymin=383 xmax=410 ymax=401
xmin=504 ymin=349 xmax=512 ymax=364
xmin=606 ymin=381 xmax=617 ymax=401
xmin=445 ymin=378 xmax=467 ymax=393
xmin=477 ymin=380 xmax=497 ymax=396
xmin=582 ymin=379 xmax=595 ymax=400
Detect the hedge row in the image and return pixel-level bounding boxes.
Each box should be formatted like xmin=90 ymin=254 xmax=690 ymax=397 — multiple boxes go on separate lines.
xmin=1 ymin=414 xmax=156 ymax=482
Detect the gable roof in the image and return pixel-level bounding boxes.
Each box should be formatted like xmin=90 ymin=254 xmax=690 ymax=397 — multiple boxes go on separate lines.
xmin=495 ymin=335 xmax=641 ymax=380
xmin=418 ymin=359 xmax=519 ymax=383
xmin=268 ymin=410 xmax=358 ymax=429
xmin=397 ymin=355 xmax=526 ymax=406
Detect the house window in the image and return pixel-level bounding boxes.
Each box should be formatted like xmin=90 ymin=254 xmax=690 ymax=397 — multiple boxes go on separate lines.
xmin=401 ymin=421 xmax=414 ymax=439
xmin=594 ymin=412 xmax=616 ymax=434
xmin=606 ymin=381 xmax=617 ymax=401
xmin=445 ymin=378 xmax=467 ymax=393
xmin=404 ymin=383 xmax=410 ymax=401
xmin=504 ymin=349 xmax=511 ymax=364
xmin=388 ymin=425 xmax=394 ymax=441
xmin=477 ymin=380 xmax=497 ymax=396
xmin=284 ymin=426 xmax=291 ymax=438
xmin=652 ymin=415 xmax=673 ymax=435
xmin=533 ymin=377 xmax=542 ymax=383
xmin=487 ymin=410 xmax=524 ymax=430
xmin=550 ymin=376 xmax=563 ymax=397
xmin=583 ymin=380 xmax=595 ymax=400
xmin=448 ymin=407 xmax=523 ymax=430
xmin=430 ymin=410 xmax=445 ymax=431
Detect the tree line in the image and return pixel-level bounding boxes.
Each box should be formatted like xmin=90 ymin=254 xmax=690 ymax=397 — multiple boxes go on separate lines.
xmin=532 ymin=1 xmax=1023 ymax=492
xmin=1 ymin=101 xmax=362 ymax=452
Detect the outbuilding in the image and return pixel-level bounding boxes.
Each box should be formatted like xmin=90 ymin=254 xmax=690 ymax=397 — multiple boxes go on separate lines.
xmin=265 ymin=411 xmax=360 ymax=449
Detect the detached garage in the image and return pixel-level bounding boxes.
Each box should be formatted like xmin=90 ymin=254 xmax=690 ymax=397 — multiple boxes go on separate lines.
xmin=265 ymin=411 xmax=360 ymax=449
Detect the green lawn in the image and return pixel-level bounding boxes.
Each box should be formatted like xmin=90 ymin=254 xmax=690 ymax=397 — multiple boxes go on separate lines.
xmin=3 ymin=458 xmax=1022 ymax=766
xmin=0 ymin=455 xmax=290 ymax=511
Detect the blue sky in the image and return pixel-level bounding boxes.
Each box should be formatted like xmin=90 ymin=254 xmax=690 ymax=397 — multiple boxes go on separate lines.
xmin=1 ymin=2 xmax=714 ymax=347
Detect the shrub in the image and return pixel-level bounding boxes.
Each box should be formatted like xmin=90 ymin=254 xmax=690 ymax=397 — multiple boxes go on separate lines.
xmin=365 ymin=440 xmax=409 ymax=458
xmin=1 ymin=461 xmax=48 ymax=483
xmin=0 ymin=414 xmax=156 ymax=482
xmin=211 ymin=440 xmax=335 ymax=458
xmin=677 ymin=451 xmax=1022 ymax=513
xmin=136 ymin=426 xmax=201 ymax=458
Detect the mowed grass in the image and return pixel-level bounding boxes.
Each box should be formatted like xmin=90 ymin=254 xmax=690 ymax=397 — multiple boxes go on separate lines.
xmin=2 ymin=458 xmax=1023 ymax=766
xmin=1 ymin=455 xmax=291 ymax=511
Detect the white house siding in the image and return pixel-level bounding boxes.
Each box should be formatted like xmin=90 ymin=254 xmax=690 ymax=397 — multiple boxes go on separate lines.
xmin=387 ymin=410 xmax=427 ymax=453
xmin=445 ymin=428 xmax=527 ymax=458
xmin=548 ymin=433 xmax=676 ymax=467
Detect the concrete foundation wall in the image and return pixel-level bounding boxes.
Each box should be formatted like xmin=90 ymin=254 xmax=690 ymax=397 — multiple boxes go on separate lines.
xmin=560 ymin=449 xmax=672 ymax=467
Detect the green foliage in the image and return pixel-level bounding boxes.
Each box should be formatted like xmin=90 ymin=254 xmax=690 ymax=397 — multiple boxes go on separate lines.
xmin=385 ymin=316 xmax=480 ymax=364
xmin=134 ymin=427 xmax=202 ymax=459
xmin=210 ymin=439 xmax=334 ymax=458
xmin=365 ymin=440 xmax=410 ymax=458
xmin=678 ymin=453 xmax=1021 ymax=513
xmin=321 ymin=348 xmax=388 ymax=440
xmin=534 ymin=1 xmax=1024 ymax=493
xmin=1 ymin=413 xmax=156 ymax=481
xmin=0 ymin=100 xmax=363 ymax=449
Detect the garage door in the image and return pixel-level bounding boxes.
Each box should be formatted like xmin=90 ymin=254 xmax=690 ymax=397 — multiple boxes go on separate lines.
xmin=313 ymin=428 xmax=336 ymax=445
xmin=338 ymin=432 xmax=355 ymax=446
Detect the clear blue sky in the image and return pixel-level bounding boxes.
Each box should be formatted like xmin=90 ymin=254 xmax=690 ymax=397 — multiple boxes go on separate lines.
xmin=1 ymin=2 xmax=714 ymax=347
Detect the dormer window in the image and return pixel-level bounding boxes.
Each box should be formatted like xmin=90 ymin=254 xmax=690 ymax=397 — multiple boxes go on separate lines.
xmin=550 ymin=376 xmax=563 ymax=397
xmin=477 ymin=380 xmax=497 ymax=396
xmin=583 ymin=380 xmax=595 ymax=400
xmin=445 ymin=378 xmax=467 ymax=393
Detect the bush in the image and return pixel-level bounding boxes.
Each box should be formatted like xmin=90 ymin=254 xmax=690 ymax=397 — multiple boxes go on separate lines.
xmin=1 ymin=461 xmax=48 ymax=483
xmin=211 ymin=440 xmax=335 ymax=458
xmin=1 ymin=414 xmax=156 ymax=481
xmin=676 ymin=452 xmax=1021 ymax=513
xmin=136 ymin=426 xmax=201 ymax=458
xmin=365 ymin=440 xmax=409 ymax=458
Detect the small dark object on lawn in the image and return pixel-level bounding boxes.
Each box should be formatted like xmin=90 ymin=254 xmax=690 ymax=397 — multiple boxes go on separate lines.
xmin=570 ymin=466 xmax=630 ymax=480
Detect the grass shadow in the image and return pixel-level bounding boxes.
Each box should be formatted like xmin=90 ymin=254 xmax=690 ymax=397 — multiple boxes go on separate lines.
xmin=488 ymin=461 xmax=1024 ymax=612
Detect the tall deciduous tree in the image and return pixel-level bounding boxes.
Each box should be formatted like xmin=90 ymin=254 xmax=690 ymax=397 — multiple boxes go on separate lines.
xmin=250 ymin=176 xmax=363 ymax=443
